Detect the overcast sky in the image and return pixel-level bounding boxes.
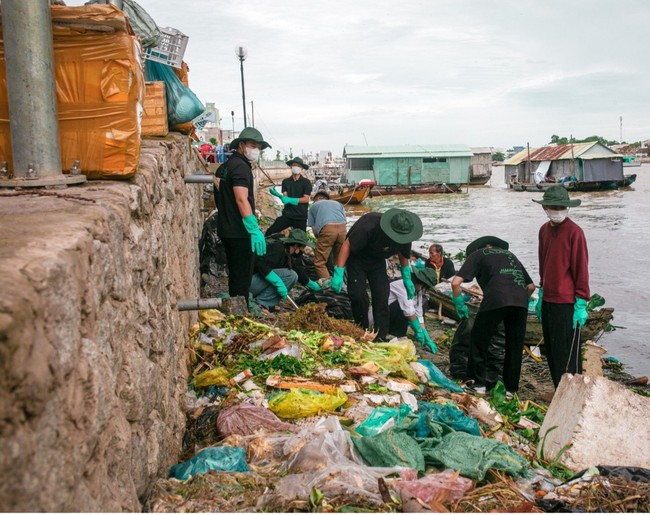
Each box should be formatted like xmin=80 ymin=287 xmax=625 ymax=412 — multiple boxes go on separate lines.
xmin=71 ymin=0 xmax=650 ymax=156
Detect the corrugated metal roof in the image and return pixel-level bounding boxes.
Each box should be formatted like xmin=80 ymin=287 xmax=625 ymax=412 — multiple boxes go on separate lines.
xmin=344 ymin=144 xmax=473 ymax=158
xmin=504 ymin=142 xmax=620 ymax=165
xmin=470 ymin=147 xmax=492 ymax=154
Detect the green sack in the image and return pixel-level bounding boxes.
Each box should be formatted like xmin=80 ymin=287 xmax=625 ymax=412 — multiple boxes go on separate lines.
xmin=352 ymin=427 xmax=425 ymax=472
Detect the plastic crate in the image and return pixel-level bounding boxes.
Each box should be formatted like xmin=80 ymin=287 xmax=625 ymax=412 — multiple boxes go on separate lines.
xmin=143 ymin=26 xmax=188 ymax=69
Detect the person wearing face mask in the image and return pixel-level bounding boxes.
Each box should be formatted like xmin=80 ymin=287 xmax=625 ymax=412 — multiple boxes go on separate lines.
xmin=267 ymin=156 xmax=313 ymax=235
xmin=250 ymin=229 xmax=321 ymax=312
xmin=214 ymin=127 xmax=270 ymax=303
xmin=533 ymin=186 xmax=590 ymax=389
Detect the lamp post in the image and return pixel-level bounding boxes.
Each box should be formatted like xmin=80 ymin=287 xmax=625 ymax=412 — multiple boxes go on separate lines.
xmin=236 ymin=46 xmax=248 ymax=128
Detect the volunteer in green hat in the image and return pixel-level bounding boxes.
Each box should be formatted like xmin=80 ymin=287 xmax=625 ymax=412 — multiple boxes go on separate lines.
xmin=532 ymin=185 xmax=590 ymax=388
xmin=451 ymin=236 xmax=535 ymax=396
xmin=331 ymin=208 xmax=423 ymax=342
xmin=267 ymin=156 xmax=313 ymax=235
xmin=250 ymin=229 xmax=321 ymax=313
xmin=214 ymin=127 xmax=270 ymax=303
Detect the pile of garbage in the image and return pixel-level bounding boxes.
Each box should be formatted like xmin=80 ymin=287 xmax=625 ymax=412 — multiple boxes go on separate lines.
xmin=146 ymin=305 xmax=649 ymax=512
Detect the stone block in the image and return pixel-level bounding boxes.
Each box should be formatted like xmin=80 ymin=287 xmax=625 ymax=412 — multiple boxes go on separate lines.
xmin=537 ymin=374 xmax=650 ymax=471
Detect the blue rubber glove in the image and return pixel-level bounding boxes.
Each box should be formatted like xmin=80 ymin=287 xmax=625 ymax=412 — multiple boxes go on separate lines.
xmin=306 ymin=279 xmax=321 ymax=291
xmin=331 ymin=266 xmax=345 ymax=293
xmin=401 ymin=265 xmax=416 ymax=300
xmin=573 ymin=297 xmax=588 ymax=328
xmin=242 ymin=214 xmax=266 ymax=256
xmin=265 ymin=271 xmax=288 ymax=299
xmin=280 ymin=196 xmax=300 ymax=206
xmin=535 ymin=287 xmax=543 ymax=321
xmin=415 ymin=258 xmax=426 ymax=270
xmin=452 ymin=294 xmax=470 ymax=319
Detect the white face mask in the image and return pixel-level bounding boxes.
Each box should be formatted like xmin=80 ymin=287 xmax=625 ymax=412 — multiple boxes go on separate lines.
xmin=291 ymin=166 xmax=302 ymax=175
xmin=545 ymin=208 xmax=568 ymax=224
xmin=244 ymin=147 xmax=260 ymax=162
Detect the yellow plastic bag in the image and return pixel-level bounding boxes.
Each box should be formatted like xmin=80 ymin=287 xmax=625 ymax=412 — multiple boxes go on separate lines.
xmin=193 ymin=367 xmax=230 ymax=388
xmin=198 ymin=309 xmax=226 ymax=327
xmin=268 ymin=388 xmax=348 ymax=419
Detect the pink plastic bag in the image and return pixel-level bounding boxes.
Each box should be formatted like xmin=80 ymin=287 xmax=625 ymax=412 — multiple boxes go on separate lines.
xmin=217 ymin=402 xmax=298 ymax=437
xmin=393 ymin=469 xmax=473 ymax=503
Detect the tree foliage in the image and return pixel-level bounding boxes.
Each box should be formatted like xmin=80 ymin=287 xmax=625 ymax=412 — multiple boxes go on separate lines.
xmin=491 ymin=151 xmax=505 ymax=162
xmin=549 ymin=134 xmax=641 ymax=147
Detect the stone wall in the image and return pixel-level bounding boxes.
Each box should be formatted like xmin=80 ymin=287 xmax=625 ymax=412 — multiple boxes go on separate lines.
xmin=0 ymin=135 xmax=203 ymax=511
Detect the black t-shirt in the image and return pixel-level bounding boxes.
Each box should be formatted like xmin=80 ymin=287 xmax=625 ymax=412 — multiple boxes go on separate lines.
xmin=254 ymin=239 xmax=310 ymax=286
xmin=215 ymin=153 xmax=254 ymax=238
xmin=281 ymin=175 xmax=312 ymax=220
xmin=456 ymin=247 xmax=533 ymax=312
xmin=425 ymin=257 xmax=456 ymax=283
xmin=347 ymin=212 xmax=411 ymax=267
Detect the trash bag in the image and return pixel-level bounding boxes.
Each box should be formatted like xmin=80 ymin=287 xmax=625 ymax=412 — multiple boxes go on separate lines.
xmin=294 ymin=289 xmax=354 ymax=320
xmin=144 ymin=60 xmax=205 ymax=125
xmin=355 ymin=405 xmax=412 ymax=437
xmin=268 ymin=388 xmax=348 ymax=419
xmin=418 ymin=402 xmax=481 ymax=436
xmin=216 ymin=402 xmax=298 ymax=438
xmin=449 ymin=317 xmax=506 ymax=381
xmin=86 ymin=0 xmax=161 ymax=48
xmin=352 ymin=427 xmax=425 ymax=472
xmin=199 ymin=211 xmax=228 ymax=279
xmin=417 ymin=360 xmax=464 ymax=393
xmin=393 ymin=469 xmax=474 ymax=504
xmin=169 ymin=446 xmax=249 ymax=480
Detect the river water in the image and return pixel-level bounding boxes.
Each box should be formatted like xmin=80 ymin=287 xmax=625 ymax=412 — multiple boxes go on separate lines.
xmin=342 ymin=164 xmax=650 ymax=377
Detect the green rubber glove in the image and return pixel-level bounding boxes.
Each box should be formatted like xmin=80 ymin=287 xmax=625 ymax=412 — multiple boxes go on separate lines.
xmin=573 ymin=297 xmax=588 ymax=328
xmin=281 ymin=196 xmax=300 ymax=206
xmin=242 ymin=214 xmax=266 ymax=256
xmin=331 ymin=266 xmax=345 ymax=293
xmin=265 ymin=271 xmax=288 ymax=299
xmin=408 ymin=318 xmax=425 ymax=342
xmin=452 ymin=294 xmax=470 ymax=319
xmin=415 ymin=258 xmax=426 ymax=270
xmin=401 ymin=265 xmax=416 ymax=300
xmin=269 ymin=188 xmax=282 ymax=198
xmin=421 ymin=330 xmax=438 ymax=354
xmin=535 ymin=287 xmax=543 ymax=321
xmin=306 ymin=279 xmax=321 ymax=291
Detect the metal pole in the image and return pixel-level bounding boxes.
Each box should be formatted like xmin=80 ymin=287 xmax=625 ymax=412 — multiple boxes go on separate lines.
xmin=239 ymin=57 xmax=247 ymax=128
xmin=184 ymin=174 xmax=214 ymax=183
xmin=177 ymin=298 xmax=224 ymax=311
xmin=0 ymin=0 xmax=85 ymax=188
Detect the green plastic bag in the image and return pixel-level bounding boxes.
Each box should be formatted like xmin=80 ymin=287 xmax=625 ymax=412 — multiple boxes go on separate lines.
xmin=418 ymin=402 xmax=481 ymax=436
xmin=169 ymin=446 xmax=249 ymax=480
xmin=418 ymin=359 xmax=463 ymax=393
xmin=356 ymin=405 xmax=412 ymax=437
xmin=268 ymin=388 xmax=348 ymax=419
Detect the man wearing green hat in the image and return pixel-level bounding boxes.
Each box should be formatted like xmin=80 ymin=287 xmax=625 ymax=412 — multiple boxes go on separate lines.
xmin=331 ymin=209 xmax=423 ymax=342
xmin=533 ymin=185 xmax=590 ymax=388
xmin=250 ymin=228 xmax=321 ymax=312
xmin=214 ymin=127 xmax=270 ymax=302
xmin=267 ymin=156 xmax=313 ymax=235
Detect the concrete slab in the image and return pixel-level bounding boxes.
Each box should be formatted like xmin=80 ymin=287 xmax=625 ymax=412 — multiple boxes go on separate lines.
xmin=537 ymin=374 xmax=650 ymax=471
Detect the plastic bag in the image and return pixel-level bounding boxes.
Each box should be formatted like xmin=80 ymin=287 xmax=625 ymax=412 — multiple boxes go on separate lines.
xmin=355 ymin=405 xmax=412 ymax=437
xmin=268 ymin=388 xmax=347 ymax=419
xmin=169 ymin=446 xmax=249 ymax=480
xmin=393 ymin=469 xmax=474 ymax=503
xmin=417 ymin=360 xmax=464 ymax=393
xmin=144 ymin=60 xmax=204 ymax=125
xmin=418 ymin=402 xmax=481 ymax=436
xmin=193 ymin=367 xmax=230 ymax=388
xmin=86 ymin=0 xmax=161 ymax=48
xmin=216 ymin=402 xmax=298 ymax=438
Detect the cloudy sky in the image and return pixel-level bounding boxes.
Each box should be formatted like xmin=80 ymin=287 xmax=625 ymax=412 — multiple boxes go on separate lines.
xmin=72 ymin=0 xmax=650 ymax=156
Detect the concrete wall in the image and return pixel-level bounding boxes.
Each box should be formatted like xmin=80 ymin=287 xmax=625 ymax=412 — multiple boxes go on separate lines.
xmin=0 ymin=135 xmax=202 ymax=511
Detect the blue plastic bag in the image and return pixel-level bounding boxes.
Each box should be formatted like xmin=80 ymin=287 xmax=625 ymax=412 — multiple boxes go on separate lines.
xmin=169 ymin=446 xmax=249 ymax=480
xmin=417 ymin=359 xmax=464 ymax=393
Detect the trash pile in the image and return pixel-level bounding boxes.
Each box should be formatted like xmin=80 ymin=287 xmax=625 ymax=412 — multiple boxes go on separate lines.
xmin=147 ymin=305 xmax=650 ymax=512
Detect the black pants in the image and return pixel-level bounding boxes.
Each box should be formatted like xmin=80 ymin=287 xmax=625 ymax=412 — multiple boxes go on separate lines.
xmin=541 ymin=302 xmax=582 ymax=388
xmin=347 ymin=258 xmax=390 ymax=340
xmin=221 ymin=236 xmax=254 ymax=299
xmin=468 ymin=306 xmax=527 ymax=392
xmin=265 ymin=215 xmax=307 ymax=236
xmin=388 ymin=300 xmax=409 ymax=337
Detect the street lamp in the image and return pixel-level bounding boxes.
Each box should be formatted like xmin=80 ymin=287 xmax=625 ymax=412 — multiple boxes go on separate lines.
xmin=235 ymin=46 xmax=248 ymax=128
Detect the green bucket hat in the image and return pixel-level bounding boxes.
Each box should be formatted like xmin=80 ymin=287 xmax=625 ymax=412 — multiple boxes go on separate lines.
xmin=532 ymin=185 xmax=581 ymax=207
xmin=280 ymin=228 xmax=314 ymax=248
xmin=466 ymin=236 xmax=509 ymax=257
xmin=379 ymin=208 xmax=423 ymax=244
xmin=230 ymin=127 xmax=271 ymax=150
xmin=286 ymin=156 xmax=309 ymax=170
xmin=413 ymin=267 xmax=438 ymax=289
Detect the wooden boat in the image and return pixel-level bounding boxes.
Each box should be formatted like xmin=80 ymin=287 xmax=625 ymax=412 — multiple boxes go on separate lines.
xmin=328 ymin=181 xmax=373 ymax=205
xmin=509 ymin=179 xmax=577 ymax=192
xmin=509 ymin=174 xmax=636 ymax=193
xmin=428 ymin=288 xmax=614 ymax=344
xmin=469 ymin=175 xmax=491 ymax=186
xmin=372 ymin=183 xmax=462 ymax=196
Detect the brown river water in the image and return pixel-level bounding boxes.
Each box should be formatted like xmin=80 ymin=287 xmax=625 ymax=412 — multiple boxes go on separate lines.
xmin=343 ymin=164 xmax=650 ymax=377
